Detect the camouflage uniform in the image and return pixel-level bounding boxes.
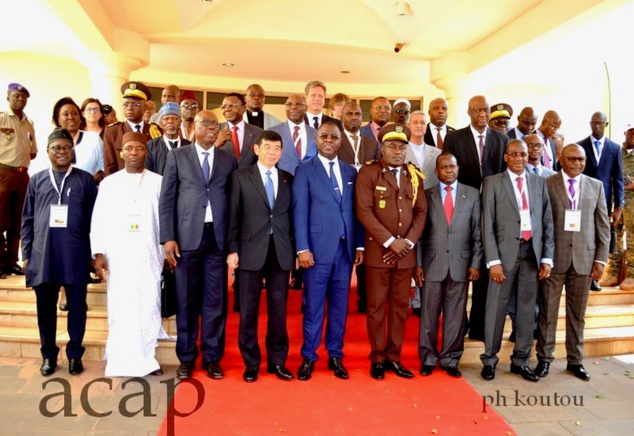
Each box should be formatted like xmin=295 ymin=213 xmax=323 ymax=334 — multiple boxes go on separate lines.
xmin=607 ymin=147 xmax=634 ymax=278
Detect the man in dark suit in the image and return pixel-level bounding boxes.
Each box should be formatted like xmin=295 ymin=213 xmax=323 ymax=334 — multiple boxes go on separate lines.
xmin=360 ymin=97 xmax=391 ymax=141
xmin=272 ymin=94 xmax=317 ymax=176
xmin=417 ymin=153 xmax=482 ymax=378
xmin=215 ymin=92 xmax=263 ymax=169
xmin=443 ymin=95 xmax=508 ymax=342
xmin=145 ymin=102 xmax=191 ymax=175
xmin=507 ymin=107 xmax=538 ymax=140
xmin=356 ymin=124 xmax=427 ymax=380
xmin=424 ymin=98 xmax=455 ymax=149
xmin=227 ymin=130 xmax=295 ymax=383
xmin=104 ymin=81 xmax=162 ymax=176
xmin=303 ymin=80 xmax=343 ymax=131
xmin=159 ymin=109 xmax=237 ymax=380
xmin=535 ymin=144 xmax=610 ymax=381
xmin=293 ymin=121 xmax=363 ymax=381
xmin=479 ymin=139 xmax=554 ymax=382
xmin=536 ymin=110 xmax=561 ymax=171
xmin=577 ymin=111 xmax=624 ymax=291
xmin=242 ymin=84 xmax=281 ymax=130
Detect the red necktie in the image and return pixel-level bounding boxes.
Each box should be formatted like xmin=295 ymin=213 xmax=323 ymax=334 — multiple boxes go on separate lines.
xmin=444 ymin=185 xmax=453 ymax=226
xmin=436 ymin=128 xmax=444 ymax=149
xmin=231 ymin=125 xmax=240 ymax=158
xmin=293 ymin=125 xmax=302 ymax=158
xmin=516 ymin=176 xmax=532 ymax=240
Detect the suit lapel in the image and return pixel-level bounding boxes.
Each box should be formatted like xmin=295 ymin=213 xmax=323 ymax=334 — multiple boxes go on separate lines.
xmin=430 ymin=186 xmax=449 ymax=229
xmin=339 ymin=135 xmax=355 ymax=163
xmin=465 ymin=130 xmax=480 ymax=170
xmin=552 ymin=172 xmax=569 ymax=208
xmin=276 ymin=170 xmax=290 ymax=211
xmin=502 ymin=173 xmax=520 ymax=216
xmin=313 ymin=158 xmax=342 ymax=205
xmin=186 ymin=145 xmax=208 ymax=185
xmin=249 ymin=165 xmax=270 ymax=209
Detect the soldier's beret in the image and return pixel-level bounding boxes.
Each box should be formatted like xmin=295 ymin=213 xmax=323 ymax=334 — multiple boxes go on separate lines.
xmin=8 ymin=83 xmax=30 ymax=97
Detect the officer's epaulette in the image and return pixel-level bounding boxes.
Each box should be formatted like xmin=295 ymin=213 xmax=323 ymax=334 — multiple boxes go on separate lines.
xmin=108 ymin=121 xmax=122 ymax=128
xmin=149 ymin=123 xmax=162 ymax=139
xmin=364 ymin=160 xmax=378 ymax=166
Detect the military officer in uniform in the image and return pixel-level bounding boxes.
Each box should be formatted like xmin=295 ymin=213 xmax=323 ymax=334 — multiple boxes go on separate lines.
xmin=355 ymin=123 xmax=428 ymax=380
xmin=103 ymin=81 xmax=162 ymax=176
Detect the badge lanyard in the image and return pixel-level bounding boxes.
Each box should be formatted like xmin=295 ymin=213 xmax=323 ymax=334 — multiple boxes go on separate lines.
xmin=47 ymin=167 xmax=73 ymax=205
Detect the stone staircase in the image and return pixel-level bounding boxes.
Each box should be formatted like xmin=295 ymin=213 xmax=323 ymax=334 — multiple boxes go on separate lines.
xmin=1 ymin=275 xmax=633 ymax=365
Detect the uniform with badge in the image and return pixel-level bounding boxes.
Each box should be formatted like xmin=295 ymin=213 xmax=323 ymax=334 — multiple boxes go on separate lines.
xmin=355 ymin=123 xmax=427 ymax=379
xmin=103 ymin=81 xmax=162 ymax=176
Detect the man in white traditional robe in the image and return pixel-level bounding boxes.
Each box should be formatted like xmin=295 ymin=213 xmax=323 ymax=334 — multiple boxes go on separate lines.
xmin=91 ymin=132 xmax=168 ymax=377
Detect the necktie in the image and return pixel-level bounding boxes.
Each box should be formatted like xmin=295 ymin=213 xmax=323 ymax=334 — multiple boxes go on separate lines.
xmin=568 ymin=179 xmax=576 ymax=209
xmin=264 ymin=170 xmax=275 ymax=209
xmin=478 ymin=135 xmax=485 ymax=167
xmin=533 ymin=166 xmax=539 ymax=175
xmin=517 ymin=177 xmax=532 ymax=240
xmin=169 ymin=141 xmax=177 ymax=149
xmin=313 ymin=116 xmax=319 ymax=129
xmin=543 ymin=139 xmax=551 ymax=169
xmin=444 ymin=185 xmax=453 ymax=226
xmin=202 ymin=151 xmax=210 ymax=183
xmin=293 ymin=125 xmax=302 ymax=158
xmin=329 ymin=162 xmax=342 ymax=201
xmin=595 ymin=140 xmax=602 ymax=158
xmin=436 ymin=128 xmax=444 ymax=149
xmin=391 ymin=168 xmax=399 ymax=188
xmin=232 ymin=125 xmax=240 ymax=158
xmin=134 ymin=125 xmax=141 ymax=133
xmin=351 ymin=134 xmax=359 ymax=164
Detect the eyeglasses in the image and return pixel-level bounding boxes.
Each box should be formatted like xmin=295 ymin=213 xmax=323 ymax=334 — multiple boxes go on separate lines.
xmin=48 ymin=145 xmax=73 ymax=153
xmin=564 ymin=156 xmax=586 ymax=163
xmin=84 ymin=107 xmax=101 ymax=113
xmin=491 ymin=119 xmax=509 ymax=127
xmin=317 ymin=133 xmax=341 ymax=140
xmin=383 ymin=144 xmax=407 ymax=152
xmin=394 ymin=109 xmax=410 ymax=115
xmin=373 ymin=105 xmax=391 ymax=111
xmin=506 ymin=152 xmax=528 ymax=158
xmin=285 ymin=102 xmax=306 ymax=108
xmin=181 ymin=103 xmax=199 ymax=110
xmin=526 ymin=142 xmax=544 ymax=149
xmin=195 ymin=119 xmax=219 ymax=127
xmin=220 ymin=103 xmax=242 ymax=110
xmin=122 ymin=102 xmax=142 ymax=109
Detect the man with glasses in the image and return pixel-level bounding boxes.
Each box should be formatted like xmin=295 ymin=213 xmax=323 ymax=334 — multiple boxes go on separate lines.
xmin=272 ymin=94 xmax=317 ymax=176
xmin=179 ymin=91 xmax=201 ymax=142
xmin=160 ymin=110 xmax=238 ymax=380
xmin=22 ymin=128 xmax=97 ymax=376
xmin=356 ymin=123 xmax=427 ymax=380
xmin=293 ymin=121 xmax=362 ymax=381
xmin=391 ymin=99 xmax=411 ymax=125
xmin=424 ymin=98 xmax=454 ymax=149
xmin=508 ymin=107 xmax=538 ymax=140
xmin=525 ymin=134 xmax=556 ymax=177
xmin=360 ymin=97 xmax=391 ymax=142
xmin=535 ymin=144 xmax=610 ymax=381
xmin=243 ymin=84 xmax=280 ymax=130
xmin=536 ymin=110 xmax=562 ymax=171
xmin=104 ymin=81 xmax=162 ymax=176
xmin=488 ymin=103 xmax=512 ymax=135
xmin=479 ymin=139 xmax=554 ymax=382
xmin=215 ymin=93 xmax=262 ymax=169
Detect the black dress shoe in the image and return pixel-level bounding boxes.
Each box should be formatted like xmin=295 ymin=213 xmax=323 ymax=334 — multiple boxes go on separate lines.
xmin=6 ymin=264 xmax=25 ymax=275
xmin=177 ymin=362 xmax=194 ymax=379
xmin=590 ymin=280 xmax=602 ymax=291
xmin=481 ymin=365 xmax=495 ymax=380
xmin=534 ymin=360 xmax=550 ymax=377
xmin=327 ymin=357 xmax=349 ymax=380
xmin=357 ymin=301 xmax=367 ymax=314
xmin=289 ymin=278 xmax=303 ymax=290
xmin=510 ymin=363 xmax=539 ymax=382
xmin=297 ymin=359 xmax=315 ymax=381
xmin=206 ymin=361 xmax=224 ymax=380
xmin=385 ymin=361 xmax=414 ymax=379
xmin=58 ymin=303 xmax=68 ymax=312
xmin=68 ymin=358 xmax=84 ymax=375
xmin=243 ymin=366 xmax=259 ymax=383
xmin=567 ymin=364 xmax=591 ymax=381
xmin=440 ymin=365 xmax=462 ymax=378
xmin=40 ymin=359 xmax=57 ymax=376
xmin=0 ymin=271 xmax=6 ymax=279
xmin=411 ymin=307 xmax=421 ymax=318
xmin=420 ymin=365 xmax=435 ymax=376
xmin=267 ymin=364 xmax=294 ymax=381
xmin=370 ymin=362 xmax=385 ymax=380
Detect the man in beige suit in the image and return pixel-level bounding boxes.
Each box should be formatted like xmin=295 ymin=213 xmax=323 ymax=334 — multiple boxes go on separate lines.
xmin=535 ymin=144 xmax=610 ymax=381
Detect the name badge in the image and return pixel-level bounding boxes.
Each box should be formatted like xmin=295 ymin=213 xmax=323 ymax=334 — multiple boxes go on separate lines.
xmin=49 ymin=205 xmax=68 ymax=228
xmin=519 ymin=209 xmax=532 ymax=231
xmin=564 ymin=209 xmax=581 ymax=232
xmin=127 ymin=214 xmax=141 ymax=232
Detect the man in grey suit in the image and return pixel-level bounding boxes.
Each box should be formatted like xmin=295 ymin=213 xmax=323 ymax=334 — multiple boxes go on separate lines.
xmin=535 ymin=144 xmax=610 ymax=381
xmin=215 ymin=93 xmax=262 ymax=169
xmin=480 ymin=139 xmax=554 ymax=382
xmin=417 ymin=153 xmax=482 ymax=378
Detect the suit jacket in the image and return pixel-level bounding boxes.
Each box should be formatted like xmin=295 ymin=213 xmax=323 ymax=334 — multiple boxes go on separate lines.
xmin=292 ymin=157 xmax=361 ymax=264
xmin=145 ymin=136 xmax=191 ymax=176
xmin=404 ymin=143 xmax=441 ymax=189
xmin=419 ymin=183 xmax=482 ymax=282
xmin=228 ymin=165 xmax=294 ymax=271
xmin=360 ymin=123 xmax=379 ymax=142
xmin=217 ymin=122 xmax=262 ymax=169
xmin=337 ymin=133 xmax=380 ymax=167
xmin=242 ymin=111 xmax=281 ymax=130
xmin=103 ymin=121 xmax=162 ymax=176
xmin=443 ymin=126 xmax=508 ymax=191
xmin=159 ymin=145 xmax=237 ymax=251
xmin=270 ymin=121 xmax=317 ymax=175
xmin=577 ymin=136 xmax=624 ymax=212
xmin=304 ymin=113 xmax=343 ymax=131
xmin=546 ymin=172 xmax=610 ymax=275
xmin=424 ymin=124 xmax=456 ymax=148
xmin=482 ymin=171 xmax=554 ymax=269
xmin=355 ymin=161 xmax=428 ymax=269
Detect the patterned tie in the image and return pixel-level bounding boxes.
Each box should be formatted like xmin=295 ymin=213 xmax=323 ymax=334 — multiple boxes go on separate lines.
xmin=169 ymin=141 xmax=177 ymax=149
xmin=444 ymin=185 xmax=453 ymax=226
xmin=201 ymin=151 xmax=210 ymax=183
xmin=517 ymin=176 xmax=532 ymax=240
xmin=264 ymin=169 xmax=275 ymax=209
xmin=329 ymin=162 xmax=342 ymax=202
xmin=568 ymin=178 xmax=576 ymax=209
xmin=293 ymin=125 xmax=302 ymax=158
xmin=478 ymin=135 xmax=485 ymax=167
xmin=134 ymin=125 xmax=141 ymax=133
xmin=232 ymin=125 xmax=240 ymax=158
xmin=436 ymin=128 xmax=444 ymax=149
xmin=313 ymin=116 xmax=319 ymax=129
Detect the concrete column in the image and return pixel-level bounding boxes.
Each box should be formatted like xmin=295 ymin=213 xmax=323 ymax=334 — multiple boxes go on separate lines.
xmin=430 ymin=52 xmax=472 ymax=127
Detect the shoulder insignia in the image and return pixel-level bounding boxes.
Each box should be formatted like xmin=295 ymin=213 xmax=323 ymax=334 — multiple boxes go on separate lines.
xmin=149 ymin=124 xmax=162 ymax=139
xmin=108 ymin=121 xmax=122 ymax=127
xmin=365 ymin=160 xmax=378 ymax=166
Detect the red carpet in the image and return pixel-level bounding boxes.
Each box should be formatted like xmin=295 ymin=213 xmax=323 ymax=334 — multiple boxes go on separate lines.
xmin=159 ymin=277 xmax=514 ymax=435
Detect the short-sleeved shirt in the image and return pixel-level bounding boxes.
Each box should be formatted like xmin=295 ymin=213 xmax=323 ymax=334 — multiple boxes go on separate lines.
xmin=0 ymin=108 xmax=37 ymax=167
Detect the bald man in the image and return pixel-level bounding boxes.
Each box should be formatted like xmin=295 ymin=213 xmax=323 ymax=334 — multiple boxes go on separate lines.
xmin=424 ymin=98 xmax=455 ymax=149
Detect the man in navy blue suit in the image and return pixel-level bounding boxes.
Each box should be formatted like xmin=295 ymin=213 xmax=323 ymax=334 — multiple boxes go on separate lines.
xmin=160 ymin=109 xmax=237 ymax=380
xmin=292 ymin=120 xmax=363 ymax=381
